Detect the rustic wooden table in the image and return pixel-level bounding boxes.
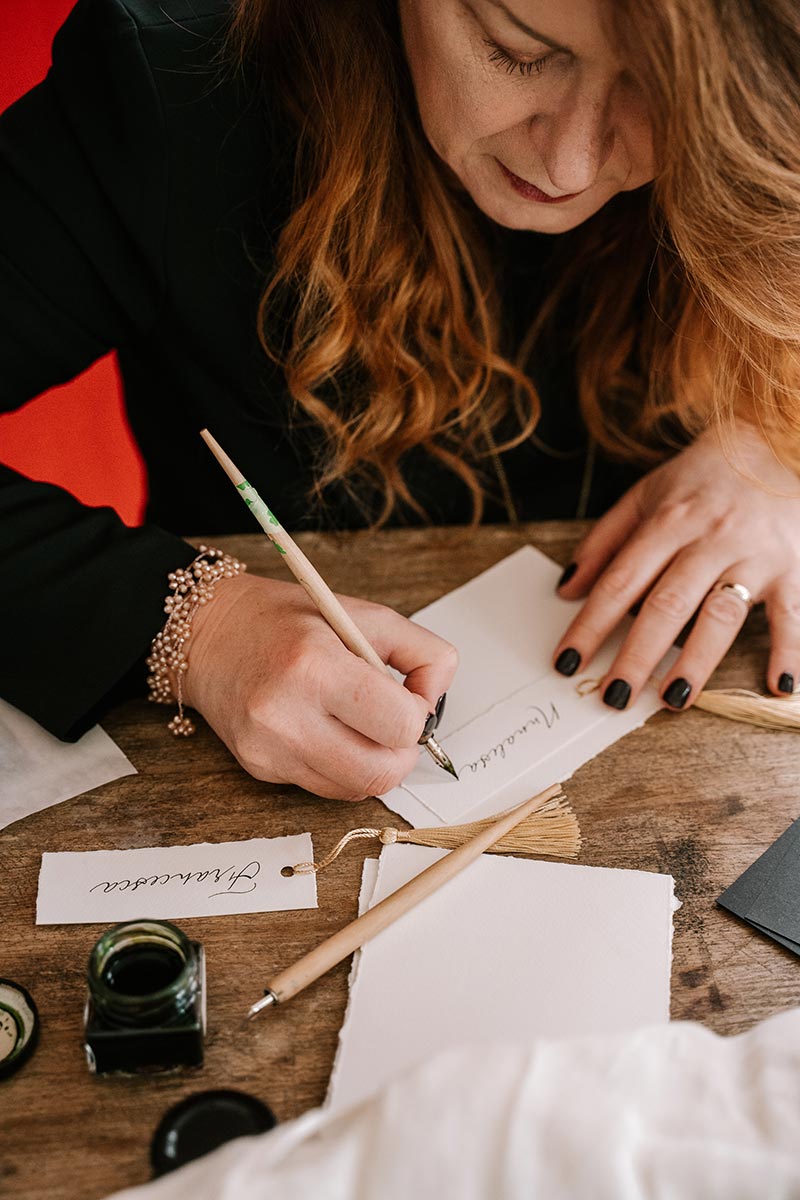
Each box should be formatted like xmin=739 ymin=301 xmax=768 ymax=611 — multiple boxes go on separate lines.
xmin=2 ymin=523 xmax=798 ymax=1200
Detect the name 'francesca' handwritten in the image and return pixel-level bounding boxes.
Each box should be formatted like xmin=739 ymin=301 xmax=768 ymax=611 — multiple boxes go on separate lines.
xmin=37 ymin=835 xmax=318 ymax=925
xmin=89 ymin=861 xmax=261 ymax=899
xmin=459 ymin=703 xmax=560 ymax=775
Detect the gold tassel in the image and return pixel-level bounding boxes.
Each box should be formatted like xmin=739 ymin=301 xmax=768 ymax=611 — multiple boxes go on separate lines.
xmin=694 ymin=687 xmax=800 ymax=731
xmin=289 ymin=790 xmax=581 ymax=876
xmin=578 ymin=675 xmax=800 ymax=733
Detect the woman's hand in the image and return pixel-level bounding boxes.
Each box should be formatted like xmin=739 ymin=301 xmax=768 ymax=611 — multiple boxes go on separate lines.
xmin=181 ymin=573 xmax=457 ymax=799
xmin=553 ymin=423 xmax=800 ymax=709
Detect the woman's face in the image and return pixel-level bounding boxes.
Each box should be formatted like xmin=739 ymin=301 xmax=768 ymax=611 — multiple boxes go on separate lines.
xmin=399 ymin=0 xmax=656 ymax=232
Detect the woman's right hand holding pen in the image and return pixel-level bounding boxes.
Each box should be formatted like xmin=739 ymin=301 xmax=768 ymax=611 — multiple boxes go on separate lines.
xmin=179 ymin=574 xmax=458 ymax=800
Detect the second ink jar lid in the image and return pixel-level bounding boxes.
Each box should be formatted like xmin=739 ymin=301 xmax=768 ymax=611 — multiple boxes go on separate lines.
xmin=150 ymin=1089 xmax=277 ymax=1175
xmin=0 ymin=978 xmax=40 ymax=1079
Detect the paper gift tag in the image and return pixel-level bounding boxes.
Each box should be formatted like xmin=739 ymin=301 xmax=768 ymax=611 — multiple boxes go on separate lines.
xmin=36 ymin=835 xmax=317 ymax=924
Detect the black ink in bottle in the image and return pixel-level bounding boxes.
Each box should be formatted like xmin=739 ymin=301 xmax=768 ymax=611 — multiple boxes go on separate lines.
xmin=84 ymin=920 xmax=205 ymax=1075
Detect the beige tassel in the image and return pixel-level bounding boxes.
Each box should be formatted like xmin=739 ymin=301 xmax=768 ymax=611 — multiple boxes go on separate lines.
xmin=288 ymin=790 xmax=581 ymax=876
xmin=578 ymin=675 xmax=800 ymax=732
xmin=694 ymin=687 xmax=800 ymax=731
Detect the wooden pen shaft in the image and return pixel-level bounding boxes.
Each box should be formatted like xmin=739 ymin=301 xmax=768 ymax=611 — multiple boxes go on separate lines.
xmin=199 ymin=428 xmax=386 ymax=673
xmin=266 ymin=782 xmax=563 ymax=1004
xmin=279 ymin=544 xmax=386 ymax=673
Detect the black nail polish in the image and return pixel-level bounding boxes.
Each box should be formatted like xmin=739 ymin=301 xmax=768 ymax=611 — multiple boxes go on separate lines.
xmin=778 ymin=672 xmax=795 ymax=695
xmin=663 ymin=677 xmax=692 ymax=709
xmin=603 ymin=679 xmax=631 ymax=710
xmin=434 ymin=692 xmax=447 ymax=726
xmin=419 ymin=711 xmax=437 ymax=741
xmin=555 ymin=648 xmax=581 ymax=677
xmin=558 ymin=562 xmax=578 ymax=589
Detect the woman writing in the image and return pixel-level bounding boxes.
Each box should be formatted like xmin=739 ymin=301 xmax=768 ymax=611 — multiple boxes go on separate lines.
xmin=1 ymin=0 xmax=798 ymax=798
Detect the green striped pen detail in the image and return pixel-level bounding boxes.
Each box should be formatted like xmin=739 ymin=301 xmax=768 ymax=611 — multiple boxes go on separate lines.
xmin=235 ymin=480 xmax=286 ymax=554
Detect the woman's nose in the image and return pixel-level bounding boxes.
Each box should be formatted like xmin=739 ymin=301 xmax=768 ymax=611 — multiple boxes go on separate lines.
xmin=531 ymin=85 xmax=616 ymax=195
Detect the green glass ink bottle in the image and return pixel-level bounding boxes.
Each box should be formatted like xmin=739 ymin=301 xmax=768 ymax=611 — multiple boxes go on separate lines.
xmin=84 ymin=920 xmax=205 ymax=1075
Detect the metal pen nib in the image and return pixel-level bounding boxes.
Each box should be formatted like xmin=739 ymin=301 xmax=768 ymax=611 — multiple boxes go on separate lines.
xmin=421 ymin=733 xmax=459 ymax=779
xmin=246 ymin=989 xmax=278 ymax=1022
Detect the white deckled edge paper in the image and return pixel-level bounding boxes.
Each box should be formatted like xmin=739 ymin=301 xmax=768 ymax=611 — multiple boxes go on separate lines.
xmin=380 ymin=547 xmax=677 ymax=828
xmin=0 ymin=698 xmax=136 ymax=830
xmin=327 ymin=844 xmax=677 ymax=1113
xmin=327 ymin=857 xmax=381 ymax=1104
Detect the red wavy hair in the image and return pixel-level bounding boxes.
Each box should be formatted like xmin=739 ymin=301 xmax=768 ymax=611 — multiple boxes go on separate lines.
xmin=231 ymin=0 xmax=800 ymax=521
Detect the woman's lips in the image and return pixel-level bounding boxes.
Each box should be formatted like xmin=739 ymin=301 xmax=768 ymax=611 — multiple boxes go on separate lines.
xmin=496 ymin=159 xmax=579 ymax=204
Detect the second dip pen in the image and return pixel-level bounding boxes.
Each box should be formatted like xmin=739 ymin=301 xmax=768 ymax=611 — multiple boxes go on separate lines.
xmin=199 ymin=429 xmax=458 ymax=779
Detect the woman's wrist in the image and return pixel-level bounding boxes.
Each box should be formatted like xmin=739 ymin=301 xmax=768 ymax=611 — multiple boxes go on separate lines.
xmin=179 ymin=571 xmax=263 ymax=712
xmin=146 ymin=546 xmax=248 ymax=734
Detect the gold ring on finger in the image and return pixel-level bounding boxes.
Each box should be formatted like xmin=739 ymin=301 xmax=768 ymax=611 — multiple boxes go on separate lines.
xmin=708 ymin=580 xmax=754 ymax=608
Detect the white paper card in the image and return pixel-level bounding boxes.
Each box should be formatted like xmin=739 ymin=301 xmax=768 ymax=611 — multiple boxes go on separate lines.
xmin=340 ymin=858 xmax=382 ymax=1015
xmin=0 ymin=697 xmax=136 ymax=830
xmin=328 ymin=844 xmax=676 ymax=1113
xmin=381 ymin=547 xmax=676 ymax=827
xmin=36 ymin=835 xmax=317 ymax=924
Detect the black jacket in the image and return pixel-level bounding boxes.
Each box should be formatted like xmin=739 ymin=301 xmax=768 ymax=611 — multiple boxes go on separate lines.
xmin=0 ymin=0 xmax=641 ymax=742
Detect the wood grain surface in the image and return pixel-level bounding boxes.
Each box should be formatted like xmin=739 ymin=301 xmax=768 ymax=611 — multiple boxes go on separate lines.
xmin=2 ymin=523 xmax=798 ymax=1200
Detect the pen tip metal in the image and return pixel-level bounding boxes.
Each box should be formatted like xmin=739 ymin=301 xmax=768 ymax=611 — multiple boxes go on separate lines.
xmin=245 ymin=990 xmax=278 ymax=1023
xmin=422 ymin=733 xmax=459 ymax=780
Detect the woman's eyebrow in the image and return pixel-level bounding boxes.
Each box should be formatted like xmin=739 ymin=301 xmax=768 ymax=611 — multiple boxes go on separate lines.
xmin=482 ymin=0 xmax=571 ymax=53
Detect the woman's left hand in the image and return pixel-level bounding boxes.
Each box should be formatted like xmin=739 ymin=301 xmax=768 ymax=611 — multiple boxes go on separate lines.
xmin=553 ymin=422 xmax=800 ymax=710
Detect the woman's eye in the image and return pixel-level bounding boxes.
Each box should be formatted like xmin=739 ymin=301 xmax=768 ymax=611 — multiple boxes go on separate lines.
xmin=483 ymin=38 xmax=552 ymax=77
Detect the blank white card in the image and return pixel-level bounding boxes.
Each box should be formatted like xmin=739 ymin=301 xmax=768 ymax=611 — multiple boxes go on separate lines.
xmin=328 ymin=845 xmax=676 ymax=1114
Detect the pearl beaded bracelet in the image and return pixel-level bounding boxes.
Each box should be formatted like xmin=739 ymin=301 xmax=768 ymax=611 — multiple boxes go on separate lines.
xmin=146 ymin=545 xmax=247 ymax=736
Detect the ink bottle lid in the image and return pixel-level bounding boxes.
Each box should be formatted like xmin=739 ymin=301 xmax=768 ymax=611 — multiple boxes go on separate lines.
xmin=84 ymin=919 xmax=205 ymax=1075
xmin=0 ymin=979 xmax=39 ymax=1079
xmin=151 ymin=1089 xmax=277 ymax=1176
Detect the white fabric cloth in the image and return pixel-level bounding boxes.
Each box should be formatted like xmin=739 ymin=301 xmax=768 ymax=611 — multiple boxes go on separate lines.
xmin=108 ymin=1009 xmax=800 ymax=1200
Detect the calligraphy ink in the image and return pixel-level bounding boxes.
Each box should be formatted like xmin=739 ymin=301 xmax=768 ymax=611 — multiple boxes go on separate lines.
xmin=84 ymin=920 xmax=205 ymax=1075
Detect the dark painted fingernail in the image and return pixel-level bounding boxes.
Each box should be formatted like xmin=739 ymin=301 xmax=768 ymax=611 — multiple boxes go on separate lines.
xmin=557 ymin=562 xmax=578 ymax=589
xmin=603 ymin=678 xmax=631 ymax=710
xmin=419 ymin=711 xmax=437 ymax=742
xmin=778 ymin=672 xmax=795 ymax=695
xmin=434 ymin=692 xmax=447 ymax=726
xmin=555 ymin=647 xmax=581 ymax=677
xmin=663 ymin=677 xmax=692 ymax=709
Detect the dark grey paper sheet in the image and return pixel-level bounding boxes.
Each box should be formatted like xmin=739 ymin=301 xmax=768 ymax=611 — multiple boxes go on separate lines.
xmin=718 ymin=816 xmax=800 ymax=955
